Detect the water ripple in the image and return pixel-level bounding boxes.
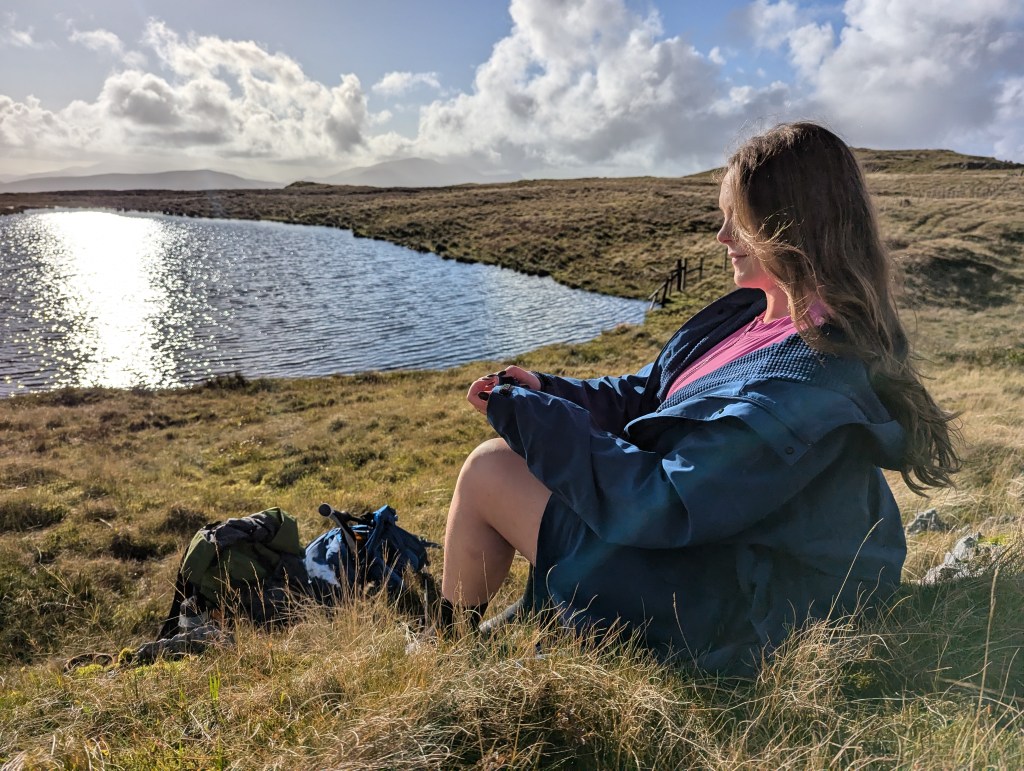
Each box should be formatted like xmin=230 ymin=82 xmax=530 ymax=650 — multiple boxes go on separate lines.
xmin=0 ymin=209 xmax=647 ymax=395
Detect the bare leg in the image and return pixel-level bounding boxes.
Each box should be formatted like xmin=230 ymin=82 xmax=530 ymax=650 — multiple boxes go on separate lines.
xmin=442 ymin=437 xmax=551 ymax=607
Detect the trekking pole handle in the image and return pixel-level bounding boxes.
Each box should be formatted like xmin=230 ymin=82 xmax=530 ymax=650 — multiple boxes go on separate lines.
xmin=318 ymin=502 xmax=348 ymax=529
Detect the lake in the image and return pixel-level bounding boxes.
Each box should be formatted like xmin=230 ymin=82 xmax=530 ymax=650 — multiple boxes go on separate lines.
xmin=0 ymin=209 xmax=648 ymax=396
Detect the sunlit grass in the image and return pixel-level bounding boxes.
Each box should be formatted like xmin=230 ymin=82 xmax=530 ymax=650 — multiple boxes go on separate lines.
xmin=1 ymin=151 xmax=1022 ymax=766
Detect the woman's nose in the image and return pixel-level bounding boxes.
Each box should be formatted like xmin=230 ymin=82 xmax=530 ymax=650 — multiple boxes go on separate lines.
xmin=717 ymin=220 xmax=731 ymax=244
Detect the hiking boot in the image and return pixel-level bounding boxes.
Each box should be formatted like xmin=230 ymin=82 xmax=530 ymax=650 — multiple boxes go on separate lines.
xmin=178 ymin=596 xmax=210 ymax=632
xmin=128 ymin=622 xmax=231 ymax=665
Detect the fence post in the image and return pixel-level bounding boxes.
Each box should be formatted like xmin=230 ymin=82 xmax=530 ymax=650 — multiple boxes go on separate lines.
xmin=699 ymin=256 xmax=704 ymax=281
xmin=682 ymin=258 xmax=688 ymax=290
xmin=676 ymin=258 xmax=682 ymax=291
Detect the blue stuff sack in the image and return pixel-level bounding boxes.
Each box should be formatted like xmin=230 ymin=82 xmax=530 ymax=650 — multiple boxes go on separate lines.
xmin=305 ymin=503 xmax=437 ymax=606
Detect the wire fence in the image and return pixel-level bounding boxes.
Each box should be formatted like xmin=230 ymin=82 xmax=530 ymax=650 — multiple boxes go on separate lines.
xmin=648 ymin=255 xmax=730 ymax=310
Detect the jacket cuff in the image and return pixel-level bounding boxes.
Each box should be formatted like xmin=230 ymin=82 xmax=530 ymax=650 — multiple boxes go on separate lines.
xmin=485 ymin=384 xmax=527 ymax=455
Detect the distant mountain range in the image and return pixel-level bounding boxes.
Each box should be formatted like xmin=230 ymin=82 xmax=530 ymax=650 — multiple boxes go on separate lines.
xmin=3 ymin=149 xmax=1019 ymax=195
xmin=310 ymin=158 xmax=518 ymax=188
xmin=0 ymin=158 xmax=518 ymax=193
xmin=0 ymin=169 xmax=282 ymax=193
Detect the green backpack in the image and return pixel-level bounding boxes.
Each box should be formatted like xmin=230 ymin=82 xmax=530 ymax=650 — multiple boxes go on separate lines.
xmin=181 ymin=507 xmax=304 ymax=605
xmin=158 ymin=506 xmax=309 ymax=639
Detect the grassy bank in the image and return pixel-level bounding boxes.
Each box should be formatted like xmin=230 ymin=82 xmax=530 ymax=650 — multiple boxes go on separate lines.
xmin=3 ymin=148 xmax=1018 ymax=304
xmin=1 ymin=152 xmax=1023 ymax=767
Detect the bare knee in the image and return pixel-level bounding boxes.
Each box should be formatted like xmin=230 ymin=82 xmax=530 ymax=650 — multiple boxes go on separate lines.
xmin=452 ymin=437 xmax=549 ymax=563
xmin=457 ymin=438 xmax=529 ymax=502
xmin=468 ymin=436 xmax=522 ymax=463
xmin=463 ymin=436 xmax=522 ymax=472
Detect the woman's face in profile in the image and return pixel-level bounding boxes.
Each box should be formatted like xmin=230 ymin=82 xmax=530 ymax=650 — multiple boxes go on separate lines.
xmin=716 ymin=170 xmax=777 ymax=295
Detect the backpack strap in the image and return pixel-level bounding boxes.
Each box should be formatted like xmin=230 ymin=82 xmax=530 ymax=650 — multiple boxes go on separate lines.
xmin=156 ymin=557 xmax=191 ymax=640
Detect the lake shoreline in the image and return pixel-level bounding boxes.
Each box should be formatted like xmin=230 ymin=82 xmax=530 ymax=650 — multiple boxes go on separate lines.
xmin=0 ymin=176 xmax=725 ymax=301
xmin=1 ymin=207 xmax=648 ymax=395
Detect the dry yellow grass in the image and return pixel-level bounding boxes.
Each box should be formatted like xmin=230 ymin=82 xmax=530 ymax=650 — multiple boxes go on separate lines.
xmin=1 ymin=149 xmax=1023 ymax=767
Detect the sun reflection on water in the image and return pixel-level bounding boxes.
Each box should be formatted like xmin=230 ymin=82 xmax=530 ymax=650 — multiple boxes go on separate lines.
xmin=29 ymin=210 xmax=177 ymax=389
xmin=1 ymin=209 xmax=649 ymax=395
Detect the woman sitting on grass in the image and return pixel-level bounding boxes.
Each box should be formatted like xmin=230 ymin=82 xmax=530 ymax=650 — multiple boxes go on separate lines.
xmin=434 ymin=121 xmax=960 ymax=672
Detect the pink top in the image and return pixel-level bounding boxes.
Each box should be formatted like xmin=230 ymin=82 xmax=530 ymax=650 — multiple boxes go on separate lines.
xmin=664 ymin=304 xmax=827 ymax=400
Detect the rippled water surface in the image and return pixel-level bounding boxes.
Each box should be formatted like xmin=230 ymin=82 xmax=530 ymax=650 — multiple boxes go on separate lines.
xmin=0 ymin=210 xmax=647 ymax=395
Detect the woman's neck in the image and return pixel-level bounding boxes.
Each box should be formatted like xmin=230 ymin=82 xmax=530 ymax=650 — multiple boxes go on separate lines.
xmin=762 ymin=285 xmax=791 ymax=323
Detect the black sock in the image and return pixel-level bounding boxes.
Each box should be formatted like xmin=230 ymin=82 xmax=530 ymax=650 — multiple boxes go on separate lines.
xmin=436 ymin=597 xmax=488 ymax=635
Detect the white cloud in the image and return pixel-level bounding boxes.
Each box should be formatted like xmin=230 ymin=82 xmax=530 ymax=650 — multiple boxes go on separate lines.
xmin=412 ymin=0 xmax=785 ymax=175
xmin=758 ymin=0 xmax=1024 ymax=153
xmin=0 ymin=19 xmax=378 ymax=169
xmin=0 ymin=94 xmax=98 ymax=150
xmin=746 ymin=0 xmax=800 ymax=50
xmin=69 ymin=28 xmax=124 ymax=57
xmin=372 ymin=71 xmax=442 ymax=96
xmin=744 ymin=1 xmax=834 ymax=78
xmin=992 ymin=76 xmax=1024 ymax=160
xmin=2 ymin=1 xmax=1022 ymax=180
xmin=1 ymin=13 xmax=42 ymax=49
xmin=786 ymin=23 xmax=833 ymax=78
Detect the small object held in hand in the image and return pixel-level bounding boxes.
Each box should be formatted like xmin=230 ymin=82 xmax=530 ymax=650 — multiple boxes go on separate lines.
xmin=478 ymin=391 xmax=489 ymax=401
xmin=496 ymin=374 xmax=519 ymax=387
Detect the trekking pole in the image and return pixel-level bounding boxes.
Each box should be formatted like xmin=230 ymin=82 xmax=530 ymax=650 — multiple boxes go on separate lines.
xmin=318 ymin=503 xmax=364 ymax=580
xmin=318 ymin=502 xmax=349 ymax=529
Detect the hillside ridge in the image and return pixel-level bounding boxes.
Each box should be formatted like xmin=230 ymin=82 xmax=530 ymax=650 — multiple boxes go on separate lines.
xmin=3 ymin=148 xmax=1022 ymax=314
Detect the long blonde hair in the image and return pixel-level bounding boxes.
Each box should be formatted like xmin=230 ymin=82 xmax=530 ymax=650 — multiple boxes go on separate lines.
xmin=726 ymin=121 xmax=959 ymax=493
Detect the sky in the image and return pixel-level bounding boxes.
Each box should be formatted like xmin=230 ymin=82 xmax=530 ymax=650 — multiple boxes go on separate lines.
xmin=1 ymin=0 xmax=1022 ymax=183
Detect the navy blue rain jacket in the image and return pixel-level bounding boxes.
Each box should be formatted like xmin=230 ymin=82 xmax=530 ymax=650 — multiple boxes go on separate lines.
xmin=485 ymin=289 xmax=908 ymax=673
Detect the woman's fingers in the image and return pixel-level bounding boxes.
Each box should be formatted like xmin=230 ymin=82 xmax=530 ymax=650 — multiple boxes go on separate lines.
xmin=503 ymin=365 xmax=540 ymax=390
xmin=467 ymin=365 xmax=539 ymax=415
xmin=466 ymin=379 xmax=492 ymax=415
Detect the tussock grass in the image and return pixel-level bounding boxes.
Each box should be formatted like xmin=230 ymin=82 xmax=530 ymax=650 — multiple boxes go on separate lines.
xmin=3 ymin=591 xmax=1022 ymax=767
xmin=2 ymin=151 xmax=1023 ymax=766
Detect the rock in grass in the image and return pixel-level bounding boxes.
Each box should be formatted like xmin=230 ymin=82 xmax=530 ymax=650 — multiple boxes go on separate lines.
xmin=922 ymin=532 xmax=1006 ymax=585
xmin=905 ymin=507 xmax=951 ymax=535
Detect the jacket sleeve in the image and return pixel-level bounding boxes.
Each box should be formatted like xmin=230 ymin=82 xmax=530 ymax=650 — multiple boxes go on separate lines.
xmin=534 ymin=363 xmax=655 ymax=436
xmin=486 ymin=385 xmax=850 ymax=549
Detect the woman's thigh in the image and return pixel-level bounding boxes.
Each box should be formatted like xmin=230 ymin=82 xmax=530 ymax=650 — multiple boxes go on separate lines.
xmin=452 ymin=437 xmax=552 ymax=563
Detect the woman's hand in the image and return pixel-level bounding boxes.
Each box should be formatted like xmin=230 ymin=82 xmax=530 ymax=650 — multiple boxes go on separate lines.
xmin=467 ymin=365 xmax=540 ymax=415
xmin=501 ymin=365 xmax=541 ymax=390
xmin=467 ymin=377 xmax=494 ymax=415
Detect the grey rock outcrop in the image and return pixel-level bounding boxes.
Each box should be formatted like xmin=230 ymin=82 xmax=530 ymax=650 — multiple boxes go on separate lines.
xmin=922 ymin=532 xmax=1006 ymax=585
